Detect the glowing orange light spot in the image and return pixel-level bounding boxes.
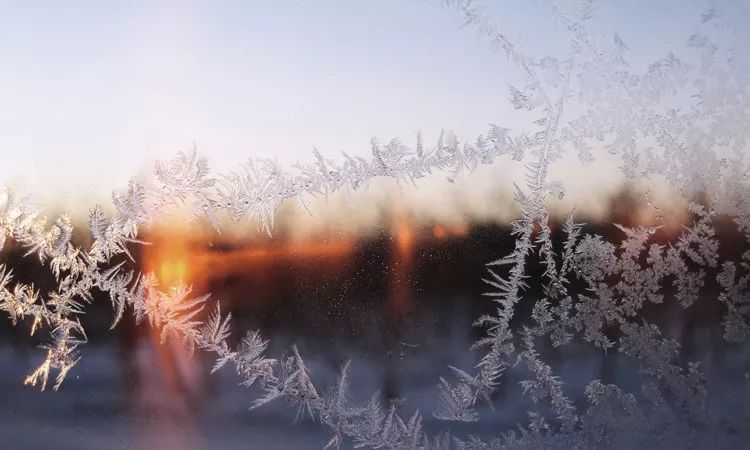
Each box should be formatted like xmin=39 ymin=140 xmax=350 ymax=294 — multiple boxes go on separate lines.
xmin=432 ymin=223 xmax=468 ymax=239
xmin=390 ymin=215 xmax=415 ymax=315
xmin=395 ymin=217 xmax=414 ymax=256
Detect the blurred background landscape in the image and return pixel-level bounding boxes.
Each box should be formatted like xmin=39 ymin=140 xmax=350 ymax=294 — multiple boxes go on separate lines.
xmin=1 ymin=181 xmax=748 ymax=449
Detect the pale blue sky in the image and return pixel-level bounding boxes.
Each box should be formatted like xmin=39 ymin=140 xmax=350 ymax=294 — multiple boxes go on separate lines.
xmin=0 ymin=0 xmax=707 ymax=203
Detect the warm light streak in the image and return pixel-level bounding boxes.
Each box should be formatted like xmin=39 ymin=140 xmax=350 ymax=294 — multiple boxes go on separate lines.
xmin=389 ymin=214 xmax=415 ymax=315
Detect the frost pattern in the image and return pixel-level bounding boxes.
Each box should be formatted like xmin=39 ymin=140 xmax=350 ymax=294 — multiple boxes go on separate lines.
xmin=2 ymin=0 xmax=750 ymax=448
